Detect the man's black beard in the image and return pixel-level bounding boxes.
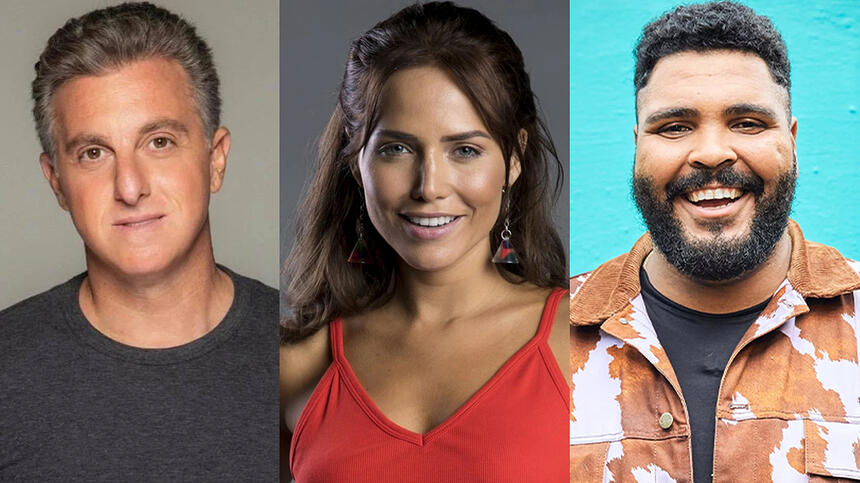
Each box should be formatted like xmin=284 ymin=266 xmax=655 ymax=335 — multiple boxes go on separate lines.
xmin=632 ymin=165 xmax=796 ymax=281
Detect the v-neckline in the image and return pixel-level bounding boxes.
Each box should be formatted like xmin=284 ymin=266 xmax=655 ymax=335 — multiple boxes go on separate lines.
xmin=331 ymin=288 xmax=564 ymax=446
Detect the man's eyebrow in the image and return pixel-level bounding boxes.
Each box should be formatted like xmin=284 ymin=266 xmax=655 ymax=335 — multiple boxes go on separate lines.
xmin=643 ymin=107 xmax=699 ymax=125
xmin=64 ymin=134 xmax=109 ymax=154
xmin=724 ymin=103 xmax=778 ymax=120
xmin=440 ymin=130 xmax=491 ymax=143
xmin=138 ymin=118 xmax=189 ymax=136
xmin=62 ymin=119 xmax=190 ymax=154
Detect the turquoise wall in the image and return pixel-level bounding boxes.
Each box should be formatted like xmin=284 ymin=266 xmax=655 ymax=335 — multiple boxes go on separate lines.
xmin=571 ymin=0 xmax=860 ymax=275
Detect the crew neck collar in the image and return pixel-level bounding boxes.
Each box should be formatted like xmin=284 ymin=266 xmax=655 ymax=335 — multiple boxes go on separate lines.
xmin=58 ymin=265 xmax=249 ymax=365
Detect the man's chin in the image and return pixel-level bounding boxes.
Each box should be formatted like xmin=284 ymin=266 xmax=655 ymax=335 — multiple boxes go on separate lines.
xmin=678 ymin=222 xmax=750 ymax=246
xmin=85 ymin=247 xmax=178 ymax=283
xmin=657 ymin=228 xmax=776 ymax=282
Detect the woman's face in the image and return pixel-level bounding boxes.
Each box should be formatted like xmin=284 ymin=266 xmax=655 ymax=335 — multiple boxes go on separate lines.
xmin=358 ymin=66 xmax=519 ymax=273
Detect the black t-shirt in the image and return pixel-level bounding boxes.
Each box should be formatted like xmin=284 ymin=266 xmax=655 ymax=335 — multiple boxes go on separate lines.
xmin=0 ymin=267 xmax=278 ymax=481
xmin=639 ymin=267 xmax=769 ymax=483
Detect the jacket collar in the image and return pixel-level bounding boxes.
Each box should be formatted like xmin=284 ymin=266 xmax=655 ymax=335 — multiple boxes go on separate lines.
xmin=570 ymin=219 xmax=860 ymax=326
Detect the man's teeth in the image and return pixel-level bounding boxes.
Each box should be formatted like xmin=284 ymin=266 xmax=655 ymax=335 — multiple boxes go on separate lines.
xmin=686 ymin=187 xmax=742 ymax=203
xmin=407 ymin=216 xmax=456 ymax=227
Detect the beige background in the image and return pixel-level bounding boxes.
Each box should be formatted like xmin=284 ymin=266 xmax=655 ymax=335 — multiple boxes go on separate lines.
xmin=0 ymin=0 xmax=279 ymax=309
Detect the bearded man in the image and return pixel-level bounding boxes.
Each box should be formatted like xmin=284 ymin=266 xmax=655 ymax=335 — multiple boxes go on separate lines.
xmin=569 ymin=2 xmax=860 ymax=482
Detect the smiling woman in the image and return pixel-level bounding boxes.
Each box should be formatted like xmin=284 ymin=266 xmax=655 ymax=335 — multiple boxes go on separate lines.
xmin=359 ymin=66 xmax=521 ymax=273
xmin=280 ymin=1 xmax=569 ymax=481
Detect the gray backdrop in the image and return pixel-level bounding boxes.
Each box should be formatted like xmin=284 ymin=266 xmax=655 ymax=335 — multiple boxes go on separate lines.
xmin=0 ymin=0 xmax=278 ymax=309
xmin=279 ymin=0 xmax=570 ymax=272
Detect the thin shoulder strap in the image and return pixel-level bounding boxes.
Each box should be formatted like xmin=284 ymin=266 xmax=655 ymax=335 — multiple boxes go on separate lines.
xmin=536 ymin=288 xmax=566 ymax=343
xmin=329 ymin=318 xmax=345 ymax=361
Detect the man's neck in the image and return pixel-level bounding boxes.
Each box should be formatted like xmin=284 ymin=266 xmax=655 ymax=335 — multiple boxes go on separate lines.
xmin=644 ymin=232 xmax=792 ymax=314
xmin=79 ymin=226 xmax=235 ymax=348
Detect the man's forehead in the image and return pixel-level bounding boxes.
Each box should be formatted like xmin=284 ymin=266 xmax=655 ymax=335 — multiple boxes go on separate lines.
xmin=51 ymin=58 xmax=199 ymax=140
xmin=637 ymin=50 xmax=788 ymax=120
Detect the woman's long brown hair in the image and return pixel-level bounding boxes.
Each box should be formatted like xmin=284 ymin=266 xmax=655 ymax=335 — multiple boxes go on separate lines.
xmin=282 ymin=2 xmax=566 ymax=342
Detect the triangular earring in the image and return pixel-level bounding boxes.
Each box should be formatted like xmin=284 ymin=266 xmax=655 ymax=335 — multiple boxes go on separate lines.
xmin=348 ymin=202 xmax=374 ymax=264
xmin=492 ymin=225 xmax=519 ymax=264
xmin=492 ymin=190 xmax=519 ymax=264
xmin=348 ymin=236 xmax=372 ymax=264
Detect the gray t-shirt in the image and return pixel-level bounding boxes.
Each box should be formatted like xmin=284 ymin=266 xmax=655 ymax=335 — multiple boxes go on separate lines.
xmin=0 ymin=268 xmax=278 ymax=481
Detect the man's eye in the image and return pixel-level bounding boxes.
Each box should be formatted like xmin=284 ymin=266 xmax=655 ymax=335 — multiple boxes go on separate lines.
xmin=733 ymin=120 xmax=766 ymax=132
xmin=80 ymin=147 xmax=105 ymax=161
xmin=378 ymin=143 xmax=411 ymax=156
xmin=659 ymin=124 xmax=691 ymax=134
xmin=150 ymin=137 xmax=174 ymax=149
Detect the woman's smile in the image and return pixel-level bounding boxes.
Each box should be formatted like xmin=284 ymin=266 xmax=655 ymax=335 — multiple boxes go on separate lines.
xmin=359 ymin=66 xmax=517 ymax=272
xmin=399 ymin=214 xmax=463 ymax=240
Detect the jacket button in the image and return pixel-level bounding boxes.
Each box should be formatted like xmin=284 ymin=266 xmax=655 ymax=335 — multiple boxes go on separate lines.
xmin=619 ymin=318 xmax=628 ymax=325
xmin=659 ymin=412 xmax=673 ymax=430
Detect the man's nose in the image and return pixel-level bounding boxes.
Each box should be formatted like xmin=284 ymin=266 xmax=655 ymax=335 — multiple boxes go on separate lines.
xmin=688 ymin=126 xmax=738 ymax=170
xmin=113 ymin=153 xmax=150 ymax=205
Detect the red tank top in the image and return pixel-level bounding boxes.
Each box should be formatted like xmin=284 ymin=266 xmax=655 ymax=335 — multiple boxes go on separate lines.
xmin=290 ymin=288 xmax=569 ymax=482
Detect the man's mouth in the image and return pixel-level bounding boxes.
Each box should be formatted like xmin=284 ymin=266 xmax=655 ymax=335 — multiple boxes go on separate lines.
xmin=684 ymin=186 xmax=744 ymax=209
xmin=113 ymin=214 xmax=165 ymax=228
xmin=404 ymin=215 xmax=459 ymax=227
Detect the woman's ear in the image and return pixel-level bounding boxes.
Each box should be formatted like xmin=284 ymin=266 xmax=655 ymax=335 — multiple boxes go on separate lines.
xmin=350 ymin=149 xmax=364 ymax=189
xmin=508 ymin=129 xmax=527 ymax=186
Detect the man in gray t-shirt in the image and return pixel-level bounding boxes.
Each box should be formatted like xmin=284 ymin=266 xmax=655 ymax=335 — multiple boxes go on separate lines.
xmin=0 ymin=3 xmax=277 ymax=480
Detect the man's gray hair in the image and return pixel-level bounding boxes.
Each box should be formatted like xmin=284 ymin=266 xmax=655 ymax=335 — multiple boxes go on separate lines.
xmin=32 ymin=2 xmax=220 ymax=160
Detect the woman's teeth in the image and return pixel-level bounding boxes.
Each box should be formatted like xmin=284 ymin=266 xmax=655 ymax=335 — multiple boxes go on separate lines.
xmin=407 ymin=215 xmax=456 ymax=227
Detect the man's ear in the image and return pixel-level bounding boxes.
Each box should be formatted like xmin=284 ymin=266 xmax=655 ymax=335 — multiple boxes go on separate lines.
xmin=790 ymin=115 xmax=798 ymax=150
xmin=40 ymin=153 xmax=69 ymax=211
xmin=633 ymin=125 xmax=639 ymax=145
xmin=209 ymin=127 xmax=231 ymax=193
xmin=508 ymin=129 xmax=527 ymax=186
xmin=788 ymin=115 xmax=799 ymax=176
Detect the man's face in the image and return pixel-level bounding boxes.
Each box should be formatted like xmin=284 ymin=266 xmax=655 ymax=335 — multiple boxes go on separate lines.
xmin=41 ymin=57 xmax=229 ymax=279
xmin=633 ymin=50 xmax=797 ymax=281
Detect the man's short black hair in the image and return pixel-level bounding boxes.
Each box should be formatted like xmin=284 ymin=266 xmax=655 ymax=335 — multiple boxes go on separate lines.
xmin=634 ymin=1 xmax=790 ymax=110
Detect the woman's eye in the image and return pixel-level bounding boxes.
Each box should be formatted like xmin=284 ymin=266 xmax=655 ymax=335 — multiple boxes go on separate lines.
xmin=378 ymin=143 xmax=411 ymax=156
xmin=150 ymin=137 xmax=174 ymax=149
xmin=453 ymin=146 xmax=481 ymax=159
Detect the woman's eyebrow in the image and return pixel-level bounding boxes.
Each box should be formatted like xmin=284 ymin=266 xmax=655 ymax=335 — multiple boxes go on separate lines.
xmin=374 ymin=129 xmax=419 ymax=143
xmin=441 ymin=130 xmax=491 ymax=142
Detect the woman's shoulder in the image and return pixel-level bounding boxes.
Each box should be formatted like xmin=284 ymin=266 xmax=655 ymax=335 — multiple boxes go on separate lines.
xmin=498 ymin=282 xmax=565 ymax=312
xmin=504 ymin=283 xmax=568 ymax=380
xmin=280 ymin=324 xmax=333 ymax=430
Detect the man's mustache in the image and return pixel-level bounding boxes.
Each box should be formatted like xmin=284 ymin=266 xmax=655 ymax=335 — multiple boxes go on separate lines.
xmin=664 ymin=168 xmax=765 ymax=201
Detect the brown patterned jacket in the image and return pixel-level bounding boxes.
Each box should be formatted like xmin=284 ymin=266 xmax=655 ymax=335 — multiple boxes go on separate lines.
xmin=570 ymin=221 xmax=860 ymax=482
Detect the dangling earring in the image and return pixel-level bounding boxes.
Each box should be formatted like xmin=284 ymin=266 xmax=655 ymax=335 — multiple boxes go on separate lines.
xmin=348 ymin=202 xmax=373 ymax=264
xmin=492 ymin=190 xmax=520 ymax=264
